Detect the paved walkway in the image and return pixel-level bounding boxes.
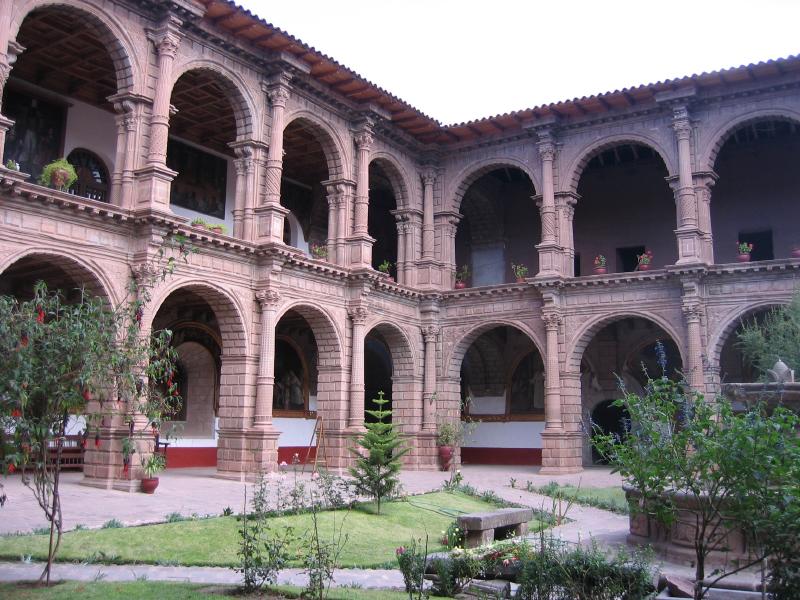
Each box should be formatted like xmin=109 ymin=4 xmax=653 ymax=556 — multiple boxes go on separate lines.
xmin=0 ymin=464 xmax=763 ymax=591
xmin=0 ymin=465 xmax=622 ymax=534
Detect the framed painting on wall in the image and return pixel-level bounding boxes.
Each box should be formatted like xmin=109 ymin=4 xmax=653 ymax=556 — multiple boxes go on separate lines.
xmin=166 ymin=138 xmax=227 ymax=218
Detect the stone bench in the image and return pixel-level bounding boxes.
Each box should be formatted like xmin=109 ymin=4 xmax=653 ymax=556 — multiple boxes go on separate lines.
xmin=457 ymin=508 xmax=533 ymax=548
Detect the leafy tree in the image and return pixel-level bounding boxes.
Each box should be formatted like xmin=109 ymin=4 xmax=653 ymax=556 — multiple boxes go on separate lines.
xmin=348 ymin=390 xmax=408 ymax=514
xmin=592 ymin=372 xmax=800 ymax=600
xmin=737 ymin=292 xmax=800 ymax=376
xmin=0 ymin=235 xmax=191 ymax=584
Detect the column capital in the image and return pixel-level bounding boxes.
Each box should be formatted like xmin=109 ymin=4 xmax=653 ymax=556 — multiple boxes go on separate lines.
xmin=348 ymin=306 xmax=369 ymax=324
xmin=537 ymin=138 xmax=556 ymax=162
xmin=256 ymin=289 xmax=280 ymax=309
xmin=672 ymin=106 xmax=692 ymax=139
xmin=421 ymin=325 xmax=440 ymax=343
xmin=267 ymin=85 xmax=290 ymax=108
xmin=354 ymin=128 xmax=374 ymax=150
xmin=541 ymin=311 xmax=562 ymax=331
xmin=682 ymin=300 xmax=703 ymax=323
xmin=421 ymin=168 xmax=437 ymax=187
xmin=148 ymin=16 xmax=183 ymax=59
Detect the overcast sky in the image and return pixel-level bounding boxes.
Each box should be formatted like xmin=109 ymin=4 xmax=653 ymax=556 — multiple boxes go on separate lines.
xmin=236 ymin=0 xmax=800 ymax=125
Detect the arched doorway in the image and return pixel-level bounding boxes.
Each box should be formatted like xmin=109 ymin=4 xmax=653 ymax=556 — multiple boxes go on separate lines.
xmin=166 ymin=69 xmax=245 ymax=230
xmin=590 ymin=400 xmax=630 ymax=464
xmin=718 ymin=306 xmax=782 ymax=384
xmin=280 ymin=119 xmax=335 ymax=256
xmin=4 ymin=6 xmax=126 ymax=201
xmin=455 ymin=167 xmax=539 ymax=287
xmin=573 ymin=144 xmax=675 ymax=274
xmin=710 ymin=119 xmax=800 ymax=263
xmin=456 ymin=325 xmax=545 ymax=465
xmin=364 ymin=330 xmax=393 ymax=422
xmin=578 ymin=317 xmax=683 ymax=465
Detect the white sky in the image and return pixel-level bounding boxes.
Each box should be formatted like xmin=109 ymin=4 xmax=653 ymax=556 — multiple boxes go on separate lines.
xmin=236 ymin=0 xmax=800 ymax=125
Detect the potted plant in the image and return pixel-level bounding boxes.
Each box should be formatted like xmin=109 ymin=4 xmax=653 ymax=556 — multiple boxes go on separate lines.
xmin=208 ymin=223 xmax=227 ymax=234
xmin=436 ymin=421 xmax=459 ymax=471
xmin=310 ymin=243 xmax=328 ymax=261
xmin=792 ymin=245 xmax=800 ymax=259
xmin=737 ymin=241 xmax=753 ymax=262
xmin=140 ymin=452 xmax=166 ymax=494
xmin=593 ymin=254 xmax=607 ymax=274
xmin=5 ymin=159 xmax=20 ymax=171
xmin=636 ymin=249 xmax=653 ymax=271
xmin=190 ymin=217 xmax=207 ymax=230
xmin=377 ymin=259 xmax=394 ymax=282
xmin=511 ymin=262 xmax=528 ymax=283
xmin=455 ymin=264 xmax=470 ymax=289
xmin=38 ymin=158 xmax=77 ymax=191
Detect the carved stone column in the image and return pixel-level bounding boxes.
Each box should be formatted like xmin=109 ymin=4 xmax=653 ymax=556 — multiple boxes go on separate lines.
xmin=232 ymin=156 xmax=247 ymax=238
xmin=682 ymin=297 xmax=706 ymax=393
xmin=111 ymin=98 xmax=143 ymax=210
xmin=404 ymin=218 xmax=417 ymax=286
xmin=672 ymin=106 xmax=705 ymax=265
xmin=542 ymin=311 xmax=563 ymax=431
xmin=555 ymin=191 xmax=578 ymax=276
xmin=422 ymin=325 xmax=439 ymax=431
xmin=422 ymin=169 xmax=436 ymax=259
xmin=255 ymin=76 xmax=291 ymax=244
xmin=0 ymin=40 xmax=24 ymax=164
xmin=254 ymin=290 xmax=280 ymax=426
xmin=536 ymin=131 xmax=562 ymax=277
xmin=348 ymin=306 xmax=368 ymax=429
xmin=135 ymin=18 xmax=182 ymax=211
xmin=146 ymin=19 xmax=181 ymax=167
xmin=395 ymin=217 xmax=407 ymax=284
xmin=324 ymin=179 xmax=355 ymax=266
xmin=230 ymin=141 xmax=266 ymax=242
xmin=348 ymin=127 xmax=375 ymax=268
xmin=694 ymin=171 xmax=717 ymax=264
xmin=444 ymin=215 xmax=461 ymax=286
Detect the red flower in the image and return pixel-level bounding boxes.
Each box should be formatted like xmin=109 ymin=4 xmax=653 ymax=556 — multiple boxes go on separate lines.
xmin=8 ymin=464 xmax=15 ymax=474
xmin=82 ymin=388 xmax=92 ymax=401
xmin=19 ymin=334 xmax=29 ymax=348
xmin=95 ymin=433 xmax=101 ymax=448
xmin=36 ymin=308 xmax=45 ymax=324
xmin=11 ymin=409 xmax=21 ymax=418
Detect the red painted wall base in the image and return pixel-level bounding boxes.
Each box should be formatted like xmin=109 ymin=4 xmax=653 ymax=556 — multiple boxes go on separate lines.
xmin=461 ymin=447 xmax=542 ymax=466
xmin=165 ymin=447 xmax=217 ymax=468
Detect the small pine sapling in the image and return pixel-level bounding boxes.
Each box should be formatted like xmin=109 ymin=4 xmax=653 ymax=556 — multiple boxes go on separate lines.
xmin=348 ymin=391 xmax=409 ymax=514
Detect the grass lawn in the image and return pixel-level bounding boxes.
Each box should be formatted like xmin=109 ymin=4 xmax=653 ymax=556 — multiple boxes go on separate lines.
xmin=0 ymin=491 xmax=545 ymax=569
xmin=0 ymin=581 xmax=449 ymax=599
xmin=533 ymin=483 xmax=629 ymax=514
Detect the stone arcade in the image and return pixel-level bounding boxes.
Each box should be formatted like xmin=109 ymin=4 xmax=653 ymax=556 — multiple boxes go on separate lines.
xmin=1 ymin=0 xmax=799 ymax=488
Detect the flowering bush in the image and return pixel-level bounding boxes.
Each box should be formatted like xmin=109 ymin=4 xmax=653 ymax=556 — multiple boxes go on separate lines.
xmin=737 ymin=241 xmax=754 ymax=254
xmin=511 ymin=263 xmax=528 ymax=279
xmin=396 ymin=539 xmax=426 ymax=597
xmin=441 ymin=520 xmax=465 ymax=549
xmin=636 ymin=249 xmax=653 ymax=265
xmin=593 ymin=254 xmax=607 ymax=267
xmin=310 ymin=243 xmax=327 ymax=259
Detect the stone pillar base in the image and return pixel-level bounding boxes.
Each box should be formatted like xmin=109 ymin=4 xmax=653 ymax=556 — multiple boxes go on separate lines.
xmin=254 ymin=203 xmax=289 ymax=245
xmin=215 ymin=426 xmax=281 ymax=480
xmin=674 ymin=227 xmax=706 ymax=266
xmin=81 ymin=424 xmax=144 ymax=492
xmin=535 ymin=242 xmax=564 ymax=277
xmin=347 ymin=234 xmax=374 ymax=268
xmin=322 ymin=429 xmax=361 ymax=472
xmin=134 ymin=164 xmax=177 ymax=211
xmin=415 ymin=259 xmax=446 ymax=290
xmin=411 ymin=430 xmax=439 ymax=470
xmin=540 ymin=429 xmax=584 ymax=474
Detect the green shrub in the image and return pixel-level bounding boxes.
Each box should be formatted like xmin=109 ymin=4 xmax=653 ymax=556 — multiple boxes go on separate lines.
xmin=101 ymin=519 xmax=123 ymax=529
xmin=396 ymin=538 xmax=427 ymax=598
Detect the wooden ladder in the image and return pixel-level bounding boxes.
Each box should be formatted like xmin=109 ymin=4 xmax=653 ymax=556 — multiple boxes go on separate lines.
xmin=302 ymin=416 xmax=328 ymax=474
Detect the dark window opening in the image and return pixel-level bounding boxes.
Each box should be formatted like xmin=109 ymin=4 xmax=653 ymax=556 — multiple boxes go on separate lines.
xmin=67 ymin=148 xmax=109 ymax=202
xmin=574 ymin=253 xmax=581 ymax=277
xmin=738 ymin=230 xmax=773 ymax=261
xmin=617 ymin=245 xmax=645 ymax=273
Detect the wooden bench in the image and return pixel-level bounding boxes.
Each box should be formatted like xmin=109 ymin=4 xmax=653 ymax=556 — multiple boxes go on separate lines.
xmin=457 ymin=508 xmax=533 ymax=548
xmin=46 ymin=434 xmax=85 ymax=471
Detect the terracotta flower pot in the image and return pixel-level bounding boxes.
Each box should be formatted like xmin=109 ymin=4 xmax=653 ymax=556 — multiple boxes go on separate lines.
xmin=454 ymin=281 xmax=467 ymax=289
xmin=438 ymin=445 xmax=453 ymax=471
xmin=191 ymin=223 xmax=205 ymax=229
xmin=637 ymin=263 xmax=650 ymax=271
xmin=593 ymin=266 xmax=607 ymax=275
xmin=792 ymin=248 xmax=800 ymax=258
xmin=140 ymin=477 xmax=159 ymax=494
xmin=737 ymin=253 xmax=752 ymax=263
xmin=515 ymin=276 xmax=526 ymax=283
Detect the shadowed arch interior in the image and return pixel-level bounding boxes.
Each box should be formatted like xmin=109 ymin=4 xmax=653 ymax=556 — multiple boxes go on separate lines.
xmin=710 ymin=119 xmax=800 ymax=263
xmin=0 ymin=253 xmax=110 ymax=304
xmin=454 ymin=167 xmax=539 ymax=286
xmin=368 ymin=159 xmax=399 ymax=271
xmin=573 ymin=143 xmax=675 ymax=275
